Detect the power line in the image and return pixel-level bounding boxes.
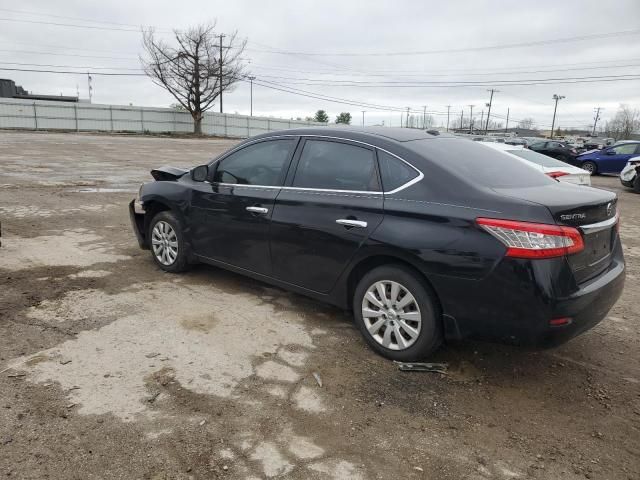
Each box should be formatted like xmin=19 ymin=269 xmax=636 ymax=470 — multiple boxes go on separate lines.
xmin=247 ymin=29 xmax=640 ymax=57
xmin=0 ymin=17 xmax=147 ymax=32
xmin=0 ymin=7 xmax=173 ymax=32
xmin=233 ymin=73 xmax=640 ymax=88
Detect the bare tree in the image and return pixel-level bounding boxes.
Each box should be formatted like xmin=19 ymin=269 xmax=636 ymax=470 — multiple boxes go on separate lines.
xmin=604 ymin=104 xmax=640 ymax=140
xmin=517 ymin=117 xmax=535 ymax=130
xmin=141 ymin=23 xmax=246 ymax=134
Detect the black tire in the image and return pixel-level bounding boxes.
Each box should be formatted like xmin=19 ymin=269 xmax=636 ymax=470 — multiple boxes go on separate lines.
xmin=353 ymin=264 xmax=443 ymax=361
xmin=634 ymin=174 xmax=640 ymax=194
xmin=581 ymin=161 xmax=598 ymax=175
xmin=148 ymin=211 xmax=190 ymax=273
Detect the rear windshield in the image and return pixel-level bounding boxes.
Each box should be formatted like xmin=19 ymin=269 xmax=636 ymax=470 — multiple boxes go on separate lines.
xmin=506 ymin=149 xmax=570 ymax=168
xmin=406 ymin=139 xmax=554 ymax=188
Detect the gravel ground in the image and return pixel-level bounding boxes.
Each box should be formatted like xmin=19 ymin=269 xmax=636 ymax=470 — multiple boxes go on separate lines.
xmin=0 ymin=131 xmax=638 ymax=480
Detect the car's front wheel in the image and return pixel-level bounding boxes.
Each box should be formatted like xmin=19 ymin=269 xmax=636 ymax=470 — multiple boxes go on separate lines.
xmin=149 ymin=211 xmax=190 ymax=272
xmin=353 ymin=265 xmax=443 ymax=361
xmin=581 ymin=161 xmax=598 ymax=175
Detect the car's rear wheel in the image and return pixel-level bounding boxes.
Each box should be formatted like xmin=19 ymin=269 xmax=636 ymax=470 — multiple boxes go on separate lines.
xmin=581 ymin=161 xmax=598 ymax=175
xmin=149 ymin=211 xmax=190 ymax=272
xmin=353 ymin=265 xmax=442 ymax=361
xmin=634 ymin=174 xmax=640 ymax=193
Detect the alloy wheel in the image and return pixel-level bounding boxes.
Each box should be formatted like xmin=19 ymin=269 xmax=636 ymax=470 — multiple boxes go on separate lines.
xmin=151 ymin=221 xmax=178 ymax=265
xmin=361 ymin=280 xmax=422 ymax=351
xmin=582 ymin=162 xmax=595 ymax=174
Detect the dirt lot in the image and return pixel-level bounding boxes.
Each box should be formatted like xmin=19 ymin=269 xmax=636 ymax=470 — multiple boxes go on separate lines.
xmin=0 ymin=131 xmax=638 ymax=480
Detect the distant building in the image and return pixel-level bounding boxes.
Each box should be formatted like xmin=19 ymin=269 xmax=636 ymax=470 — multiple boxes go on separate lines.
xmin=0 ymin=78 xmax=78 ymax=102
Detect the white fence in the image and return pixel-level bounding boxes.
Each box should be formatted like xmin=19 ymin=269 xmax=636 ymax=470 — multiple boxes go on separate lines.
xmin=0 ymin=98 xmax=325 ymax=138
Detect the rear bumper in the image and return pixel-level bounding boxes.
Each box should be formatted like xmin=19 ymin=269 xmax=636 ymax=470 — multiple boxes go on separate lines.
xmin=129 ymin=199 xmax=148 ymax=249
xmin=535 ymin=251 xmax=625 ymax=347
xmin=435 ymin=237 xmax=625 ymax=348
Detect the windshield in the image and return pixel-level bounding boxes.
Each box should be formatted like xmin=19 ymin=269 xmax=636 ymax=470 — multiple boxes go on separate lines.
xmin=507 ymin=149 xmax=571 ymax=168
xmin=406 ymin=139 xmax=554 ymax=189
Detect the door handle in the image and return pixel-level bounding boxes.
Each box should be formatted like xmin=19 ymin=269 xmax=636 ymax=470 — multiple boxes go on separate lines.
xmin=336 ymin=219 xmax=367 ymax=228
xmin=246 ymin=206 xmax=269 ymax=214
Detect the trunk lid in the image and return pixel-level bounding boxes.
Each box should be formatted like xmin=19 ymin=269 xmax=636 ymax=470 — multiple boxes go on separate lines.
xmin=493 ymin=183 xmax=618 ymax=283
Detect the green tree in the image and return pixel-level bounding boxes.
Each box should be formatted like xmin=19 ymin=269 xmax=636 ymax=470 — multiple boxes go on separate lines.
xmin=335 ymin=112 xmax=352 ymax=124
xmin=313 ymin=109 xmax=329 ymax=123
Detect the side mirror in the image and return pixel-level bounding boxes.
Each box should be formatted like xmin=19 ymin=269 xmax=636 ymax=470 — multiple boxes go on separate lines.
xmin=191 ymin=165 xmax=209 ymax=182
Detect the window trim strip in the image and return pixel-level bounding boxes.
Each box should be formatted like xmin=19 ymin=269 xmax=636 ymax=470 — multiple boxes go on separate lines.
xmin=208 ymin=134 xmax=424 ymax=195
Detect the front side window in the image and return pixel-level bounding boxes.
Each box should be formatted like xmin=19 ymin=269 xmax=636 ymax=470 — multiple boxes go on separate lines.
xmin=377 ymin=150 xmax=419 ymax=191
xmin=293 ymin=140 xmax=379 ymax=191
xmin=611 ymin=144 xmax=637 ymax=155
xmin=213 ymin=139 xmax=295 ymax=186
xmin=530 ymin=142 xmax=546 ymax=150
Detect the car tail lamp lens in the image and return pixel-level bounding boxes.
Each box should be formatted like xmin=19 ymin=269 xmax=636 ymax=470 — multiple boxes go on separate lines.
xmin=546 ymin=171 xmax=569 ymax=179
xmin=476 ymin=218 xmax=584 ymax=259
xmin=550 ymin=317 xmax=572 ymax=327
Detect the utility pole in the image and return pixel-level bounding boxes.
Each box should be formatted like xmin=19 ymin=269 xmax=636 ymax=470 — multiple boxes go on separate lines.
xmin=406 ymin=107 xmax=410 ymax=128
xmin=504 ymin=107 xmax=509 ymax=133
xmin=468 ymin=105 xmax=475 ymax=134
xmin=484 ymin=89 xmax=498 ymax=134
xmin=87 ymin=72 xmax=93 ymax=103
xmin=219 ymin=34 xmax=225 ymax=113
xmin=248 ymin=76 xmax=256 ymax=116
xmin=480 ymin=110 xmax=484 ymax=132
xmin=460 ymin=109 xmax=464 ymax=130
xmin=446 ymin=105 xmax=451 ymax=132
xmin=550 ymin=94 xmax=565 ymax=139
xmin=422 ymin=105 xmax=427 ymax=129
xmin=592 ymin=107 xmax=602 ymax=136
xmin=361 ymin=110 xmax=366 ymax=126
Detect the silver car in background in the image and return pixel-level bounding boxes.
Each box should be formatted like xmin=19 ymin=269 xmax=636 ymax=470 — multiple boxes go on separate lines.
xmin=480 ymin=142 xmax=591 ymax=185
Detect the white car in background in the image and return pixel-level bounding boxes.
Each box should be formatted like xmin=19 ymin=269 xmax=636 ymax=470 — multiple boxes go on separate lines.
xmin=479 ymin=142 xmax=591 ymax=186
xmin=620 ymin=155 xmax=640 ymax=192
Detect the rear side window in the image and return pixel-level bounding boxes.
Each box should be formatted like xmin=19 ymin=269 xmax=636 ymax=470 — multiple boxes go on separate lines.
xmin=377 ymin=150 xmax=419 ymax=191
xmin=293 ymin=140 xmax=380 ymax=191
xmin=213 ymin=139 xmax=294 ymax=186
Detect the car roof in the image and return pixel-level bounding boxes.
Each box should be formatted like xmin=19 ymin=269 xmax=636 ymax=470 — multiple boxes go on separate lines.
xmin=479 ymin=142 xmax=524 ymax=152
xmin=250 ymin=126 xmax=455 ymax=144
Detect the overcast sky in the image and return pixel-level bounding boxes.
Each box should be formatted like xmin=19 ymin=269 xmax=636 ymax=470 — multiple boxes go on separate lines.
xmin=1 ymin=0 xmax=639 ymax=130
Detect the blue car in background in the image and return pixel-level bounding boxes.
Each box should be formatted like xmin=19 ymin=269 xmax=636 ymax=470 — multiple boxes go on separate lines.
xmin=576 ymin=141 xmax=640 ymax=174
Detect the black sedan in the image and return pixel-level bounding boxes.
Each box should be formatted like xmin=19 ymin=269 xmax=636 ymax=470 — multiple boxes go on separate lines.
xmin=528 ymin=140 xmax=579 ymax=164
xmin=130 ymin=127 xmax=625 ymax=360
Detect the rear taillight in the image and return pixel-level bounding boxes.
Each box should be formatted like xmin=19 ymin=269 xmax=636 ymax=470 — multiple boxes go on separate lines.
xmin=476 ymin=218 xmax=584 ymax=259
xmin=546 ymin=171 xmax=569 ymax=179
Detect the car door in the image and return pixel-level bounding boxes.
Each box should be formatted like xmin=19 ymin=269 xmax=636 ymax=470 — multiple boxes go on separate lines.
xmin=189 ymin=137 xmax=298 ymax=275
xmin=269 ymin=138 xmax=384 ymax=293
xmin=599 ymin=143 xmax=639 ymax=173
